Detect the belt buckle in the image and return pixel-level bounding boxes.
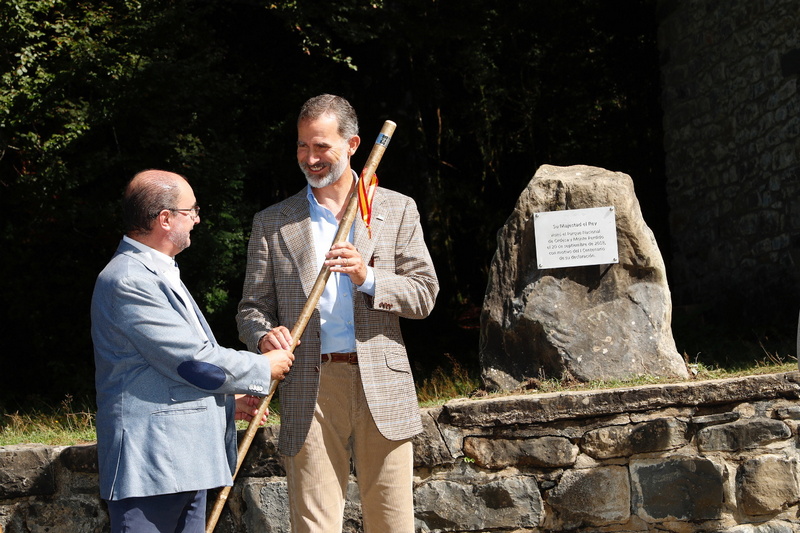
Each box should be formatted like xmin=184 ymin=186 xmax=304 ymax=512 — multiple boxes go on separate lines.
xmin=322 ymin=353 xmax=332 ymax=364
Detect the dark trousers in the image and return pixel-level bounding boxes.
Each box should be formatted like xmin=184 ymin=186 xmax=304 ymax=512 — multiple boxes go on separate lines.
xmin=106 ymin=490 xmax=207 ymax=533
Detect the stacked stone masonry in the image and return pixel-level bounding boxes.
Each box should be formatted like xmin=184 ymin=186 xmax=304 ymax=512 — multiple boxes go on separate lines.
xmin=4 ymin=372 xmax=800 ymax=532
xmin=658 ymin=0 xmax=800 ymax=309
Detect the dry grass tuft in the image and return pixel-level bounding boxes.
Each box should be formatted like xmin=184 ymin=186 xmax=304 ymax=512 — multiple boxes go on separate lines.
xmin=1 ymin=395 xmax=96 ymax=446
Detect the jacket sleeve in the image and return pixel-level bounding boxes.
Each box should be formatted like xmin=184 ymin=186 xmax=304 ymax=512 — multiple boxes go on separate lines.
xmin=103 ymin=271 xmax=273 ymax=395
xmin=237 ymin=211 xmax=281 ymax=353
xmin=368 ymin=195 xmax=439 ymax=319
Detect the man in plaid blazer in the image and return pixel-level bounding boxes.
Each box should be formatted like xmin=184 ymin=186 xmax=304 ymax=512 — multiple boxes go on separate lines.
xmin=236 ymin=94 xmax=438 ymax=532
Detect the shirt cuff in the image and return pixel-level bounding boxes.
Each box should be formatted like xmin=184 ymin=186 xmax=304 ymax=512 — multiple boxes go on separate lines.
xmin=357 ymin=266 xmax=376 ymax=296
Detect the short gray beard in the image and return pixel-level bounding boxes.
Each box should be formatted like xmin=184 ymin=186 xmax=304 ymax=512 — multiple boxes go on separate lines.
xmin=300 ymin=153 xmax=348 ymax=189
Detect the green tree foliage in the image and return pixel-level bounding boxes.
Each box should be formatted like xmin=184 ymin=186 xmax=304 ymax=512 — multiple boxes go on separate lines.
xmin=0 ymin=0 xmax=662 ymax=405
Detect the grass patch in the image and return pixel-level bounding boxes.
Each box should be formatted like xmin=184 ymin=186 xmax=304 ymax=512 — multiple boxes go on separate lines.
xmin=509 ymin=361 xmax=798 ymax=396
xmin=466 ymin=349 xmax=797 ymax=400
xmin=0 ymin=395 xmax=96 ymax=446
xmin=416 ymin=354 xmax=483 ymax=407
xmin=2 ymin=352 xmax=797 ymax=447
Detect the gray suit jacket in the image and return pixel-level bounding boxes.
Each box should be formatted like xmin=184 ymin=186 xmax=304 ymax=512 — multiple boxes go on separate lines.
xmin=237 ymin=186 xmax=439 ymax=456
xmin=91 ymin=240 xmax=274 ymax=500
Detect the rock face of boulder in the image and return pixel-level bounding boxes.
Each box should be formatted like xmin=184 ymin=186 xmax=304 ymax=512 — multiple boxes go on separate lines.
xmin=480 ymin=164 xmax=688 ymax=390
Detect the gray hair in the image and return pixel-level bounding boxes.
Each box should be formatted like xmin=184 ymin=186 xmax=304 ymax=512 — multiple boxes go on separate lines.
xmin=122 ymin=170 xmax=185 ymax=235
xmin=298 ymin=94 xmax=359 ymax=139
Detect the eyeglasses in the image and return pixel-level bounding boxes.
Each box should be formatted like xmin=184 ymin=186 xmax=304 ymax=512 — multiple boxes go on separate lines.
xmin=170 ymin=205 xmax=200 ymax=220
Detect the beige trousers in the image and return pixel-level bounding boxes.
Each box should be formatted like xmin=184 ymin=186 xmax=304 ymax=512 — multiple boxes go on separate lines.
xmin=284 ymin=362 xmax=415 ymax=533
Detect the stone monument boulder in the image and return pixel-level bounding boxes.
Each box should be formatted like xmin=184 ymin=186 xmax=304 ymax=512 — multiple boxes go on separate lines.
xmin=480 ymin=164 xmax=688 ymax=391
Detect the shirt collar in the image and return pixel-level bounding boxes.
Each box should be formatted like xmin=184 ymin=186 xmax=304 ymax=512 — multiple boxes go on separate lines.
xmin=305 ymin=184 xmax=319 ymax=208
xmin=122 ymin=235 xmax=179 ymax=273
xmin=305 ymin=170 xmax=359 ymax=210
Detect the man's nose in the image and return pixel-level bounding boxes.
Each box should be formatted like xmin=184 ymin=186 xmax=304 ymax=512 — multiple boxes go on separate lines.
xmin=305 ymin=152 xmax=321 ymax=165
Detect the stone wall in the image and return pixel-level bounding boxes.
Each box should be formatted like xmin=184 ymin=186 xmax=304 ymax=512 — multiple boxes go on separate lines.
xmin=4 ymin=372 xmax=800 ymax=532
xmin=657 ymin=0 xmax=800 ymax=314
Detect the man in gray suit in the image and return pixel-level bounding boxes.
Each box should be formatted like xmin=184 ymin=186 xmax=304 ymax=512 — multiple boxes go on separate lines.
xmin=92 ymin=169 xmax=294 ymax=533
xmin=237 ymin=95 xmax=439 ymax=532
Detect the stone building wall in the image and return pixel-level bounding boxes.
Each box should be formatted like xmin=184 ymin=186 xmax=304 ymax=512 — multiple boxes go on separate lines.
xmin=657 ymin=0 xmax=800 ymax=315
xmin=4 ymin=372 xmax=800 ymax=532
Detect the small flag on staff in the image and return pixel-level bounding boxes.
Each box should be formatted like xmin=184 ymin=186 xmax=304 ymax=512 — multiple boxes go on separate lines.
xmin=358 ymin=171 xmax=378 ymax=238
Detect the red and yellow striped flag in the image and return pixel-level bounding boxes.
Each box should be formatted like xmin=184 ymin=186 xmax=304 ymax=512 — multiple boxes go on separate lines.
xmin=358 ymin=171 xmax=378 ymax=238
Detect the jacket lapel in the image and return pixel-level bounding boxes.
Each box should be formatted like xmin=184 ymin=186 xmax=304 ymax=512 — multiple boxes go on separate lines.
xmin=354 ymin=188 xmax=386 ymax=265
xmin=279 ymin=189 xmax=318 ymax=297
xmin=116 ymin=241 xmax=214 ymax=342
xmin=282 ymin=186 xmax=386 ymax=299
xmin=180 ymin=280 xmax=217 ymax=343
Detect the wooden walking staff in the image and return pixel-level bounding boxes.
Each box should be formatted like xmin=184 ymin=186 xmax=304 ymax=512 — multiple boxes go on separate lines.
xmin=205 ymin=119 xmax=397 ymax=533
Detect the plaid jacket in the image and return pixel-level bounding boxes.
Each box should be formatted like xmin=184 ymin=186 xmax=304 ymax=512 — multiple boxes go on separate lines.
xmin=236 ymin=186 xmax=439 ymax=456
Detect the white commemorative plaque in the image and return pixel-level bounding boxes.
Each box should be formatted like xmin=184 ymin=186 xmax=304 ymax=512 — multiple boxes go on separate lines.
xmin=534 ymin=206 xmax=619 ymax=269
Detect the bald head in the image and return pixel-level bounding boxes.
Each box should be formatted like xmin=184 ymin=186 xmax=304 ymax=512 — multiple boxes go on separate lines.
xmin=123 ymin=170 xmax=187 ymax=236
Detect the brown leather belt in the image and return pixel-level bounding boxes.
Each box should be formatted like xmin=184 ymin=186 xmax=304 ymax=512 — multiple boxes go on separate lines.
xmin=320 ymin=352 xmax=358 ymax=364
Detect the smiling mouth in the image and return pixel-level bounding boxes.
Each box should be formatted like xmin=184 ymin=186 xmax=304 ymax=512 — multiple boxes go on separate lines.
xmin=306 ymin=163 xmax=331 ymax=172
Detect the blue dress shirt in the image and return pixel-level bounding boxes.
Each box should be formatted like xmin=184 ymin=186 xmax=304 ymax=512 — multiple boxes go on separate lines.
xmin=306 ymin=184 xmax=375 ymax=354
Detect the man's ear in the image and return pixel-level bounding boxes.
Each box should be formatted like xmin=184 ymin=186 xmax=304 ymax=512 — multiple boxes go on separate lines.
xmin=155 ymin=209 xmax=172 ymax=230
xmin=348 ymin=135 xmax=361 ymax=157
